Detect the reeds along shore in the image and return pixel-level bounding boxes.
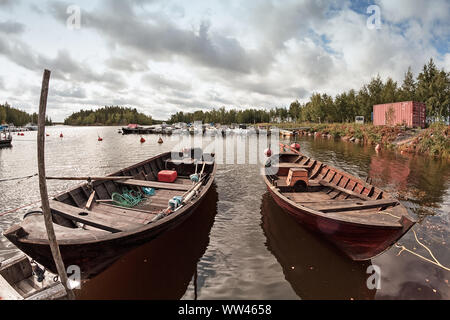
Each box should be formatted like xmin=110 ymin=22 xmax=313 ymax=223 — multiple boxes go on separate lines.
xmin=276 ymin=122 xmax=449 ymax=159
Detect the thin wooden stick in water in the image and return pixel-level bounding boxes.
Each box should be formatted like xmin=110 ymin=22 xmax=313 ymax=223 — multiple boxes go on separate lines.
xmin=37 ymin=69 xmax=75 ymax=300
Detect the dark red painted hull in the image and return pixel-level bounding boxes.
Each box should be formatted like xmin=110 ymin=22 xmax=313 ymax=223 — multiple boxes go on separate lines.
xmin=6 ymin=188 xmax=211 ymax=278
xmin=267 ymin=186 xmax=414 ymax=261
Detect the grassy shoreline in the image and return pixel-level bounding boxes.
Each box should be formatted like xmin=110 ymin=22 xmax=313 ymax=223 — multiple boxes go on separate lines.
xmin=263 ymin=122 xmax=450 ymax=159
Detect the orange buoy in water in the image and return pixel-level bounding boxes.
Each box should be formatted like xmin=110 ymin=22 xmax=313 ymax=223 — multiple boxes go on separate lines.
xmin=264 ymin=148 xmax=272 ymax=157
xmin=158 ymin=137 xmax=163 ymax=144
xmin=290 ymin=143 xmax=300 ymax=151
xmin=140 ymin=137 xmax=146 ymax=143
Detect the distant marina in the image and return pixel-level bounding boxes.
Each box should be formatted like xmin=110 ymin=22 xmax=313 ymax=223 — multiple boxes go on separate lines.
xmin=120 ymin=123 xmax=275 ymax=136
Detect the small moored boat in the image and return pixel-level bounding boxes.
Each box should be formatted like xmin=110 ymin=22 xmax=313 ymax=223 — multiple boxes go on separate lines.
xmin=262 ymin=143 xmax=416 ymax=261
xmin=0 ymin=130 xmax=12 ymax=148
xmin=3 ymin=149 xmax=216 ymax=276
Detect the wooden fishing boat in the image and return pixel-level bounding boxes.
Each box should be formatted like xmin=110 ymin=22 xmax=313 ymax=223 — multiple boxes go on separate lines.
xmin=262 ymin=144 xmax=416 ymax=261
xmin=3 ymin=149 xmax=216 ymax=276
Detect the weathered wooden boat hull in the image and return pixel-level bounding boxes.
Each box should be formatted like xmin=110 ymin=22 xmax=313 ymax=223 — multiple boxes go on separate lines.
xmin=267 ymin=185 xmax=414 ymax=261
xmin=6 ymin=195 xmax=207 ymax=277
xmin=4 ymin=151 xmax=216 ymax=277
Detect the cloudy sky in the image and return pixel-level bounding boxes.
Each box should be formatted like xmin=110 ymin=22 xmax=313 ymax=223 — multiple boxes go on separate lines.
xmin=0 ymin=0 xmax=449 ymax=121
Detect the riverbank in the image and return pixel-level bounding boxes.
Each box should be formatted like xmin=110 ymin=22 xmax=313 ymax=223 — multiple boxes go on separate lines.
xmin=269 ymin=122 xmax=449 ymax=159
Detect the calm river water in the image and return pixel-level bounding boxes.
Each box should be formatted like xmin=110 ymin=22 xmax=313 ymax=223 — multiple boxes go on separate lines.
xmin=0 ymin=126 xmax=448 ymax=299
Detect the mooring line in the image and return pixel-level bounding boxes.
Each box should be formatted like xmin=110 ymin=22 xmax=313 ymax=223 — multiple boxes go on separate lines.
xmin=395 ymin=229 xmax=450 ymax=272
xmin=0 ymin=199 xmax=42 ymax=217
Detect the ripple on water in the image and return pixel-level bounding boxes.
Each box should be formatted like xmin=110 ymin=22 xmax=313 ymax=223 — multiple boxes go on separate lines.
xmin=0 ymin=129 xmax=448 ymax=299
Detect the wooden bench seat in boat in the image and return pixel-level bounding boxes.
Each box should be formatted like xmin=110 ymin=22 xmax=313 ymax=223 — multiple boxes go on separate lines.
xmin=117 ymin=179 xmax=192 ymax=191
xmin=304 ymin=199 xmax=399 ymax=212
xmin=49 ymin=200 xmax=142 ymax=233
xmin=164 ymin=159 xmax=214 ymax=166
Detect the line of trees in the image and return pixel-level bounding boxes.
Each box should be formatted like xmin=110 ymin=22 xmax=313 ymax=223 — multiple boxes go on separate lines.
xmin=0 ymin=102 xmax=53 ymax=126
xmin=169 ymin=59 xmax=449 ymax=124
xmin=64 ymin=106 xmax=153 ymax=126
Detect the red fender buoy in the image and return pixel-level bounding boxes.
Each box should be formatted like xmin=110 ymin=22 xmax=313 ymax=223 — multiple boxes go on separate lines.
xmin=98 ymin=137 xmax=103 ymax=141
xmin=60 ymin=133 xmax=63 ymax=138
xmin=264 ymin=148 xmax=272 ymax=157
xmin=140 ymin=137 xmax=146 ymax=143
xmin=158 ymin=137 xmax=163 ymax=144
xmin=290 ymin=143 xmax=301 ymax=151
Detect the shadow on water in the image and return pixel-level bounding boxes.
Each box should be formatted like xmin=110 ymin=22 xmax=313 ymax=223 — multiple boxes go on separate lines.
xmin=75 ymin=184 xmax=219 ymax=300
xmin=260 ymin=192 xmax=376 ymax=300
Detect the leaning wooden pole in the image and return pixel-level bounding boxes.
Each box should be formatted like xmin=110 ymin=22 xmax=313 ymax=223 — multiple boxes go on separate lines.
xmin=37 ymin=69 xmax=75 ymax=300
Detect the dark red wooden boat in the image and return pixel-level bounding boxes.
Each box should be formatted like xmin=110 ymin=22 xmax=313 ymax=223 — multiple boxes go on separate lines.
xmin=3 ymin=149 xmax=216 ymax=276
xmin=262 ymin=143 xmax=416 ymax=261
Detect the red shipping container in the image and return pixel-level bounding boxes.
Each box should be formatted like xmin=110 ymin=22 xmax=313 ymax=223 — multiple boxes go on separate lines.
xmin=373 ymin=101 xmax=426 ymax=128
xmin=158 ymin=170 xmax=178 ymax=183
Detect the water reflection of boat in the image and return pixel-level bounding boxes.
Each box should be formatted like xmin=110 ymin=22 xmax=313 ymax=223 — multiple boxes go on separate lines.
xmin=260 ymin=192 xmax=376 ymax=300
xmin=75 ymin=184 xmax=218 ymax=299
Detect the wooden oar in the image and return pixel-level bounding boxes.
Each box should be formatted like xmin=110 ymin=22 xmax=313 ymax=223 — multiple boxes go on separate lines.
xmin=279 ymin=143 xmax=301 ymax=155
xmin=46 ymin=176 xmax=134 ymax=181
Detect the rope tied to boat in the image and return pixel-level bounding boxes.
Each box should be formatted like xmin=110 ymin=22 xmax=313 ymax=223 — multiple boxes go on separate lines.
xmin=395 ymin=229 xmax=450 ymax=272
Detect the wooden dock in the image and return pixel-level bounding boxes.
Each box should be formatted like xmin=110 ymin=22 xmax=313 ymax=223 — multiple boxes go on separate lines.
xmin=0 ymin=253 xmax=67 ymax=300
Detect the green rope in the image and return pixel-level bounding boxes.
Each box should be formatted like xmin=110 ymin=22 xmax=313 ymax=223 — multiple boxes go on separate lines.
xmin=111 ymin=188 xmax=144 ymax=208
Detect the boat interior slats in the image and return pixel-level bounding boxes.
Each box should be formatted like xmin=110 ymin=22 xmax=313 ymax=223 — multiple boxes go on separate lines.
xmin=319 ymin=180 xmax=372 ymax=201
xmin=68 ymin=190 xmax=84 ymax=208
xmin=49 ymin=200 xmax=142 ymax=233
xmin=94 ymin=183 xmax=110 ymax=200
xmin=117 ymin=179 xmax=192 ymax=191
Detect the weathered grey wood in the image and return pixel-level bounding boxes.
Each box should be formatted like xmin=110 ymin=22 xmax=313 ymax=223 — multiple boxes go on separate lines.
xmin=118 ymin=179 xmax=192 ymax=191
xmin=0 ymin=254 xmax=32 ymax=284
xmin=25 ymin=283 xmax=67 ymax=300
xmin=0 ymin=275 xmax=23 ymax=300
xmin=37 ymin=69 xmax=75 ymax=300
